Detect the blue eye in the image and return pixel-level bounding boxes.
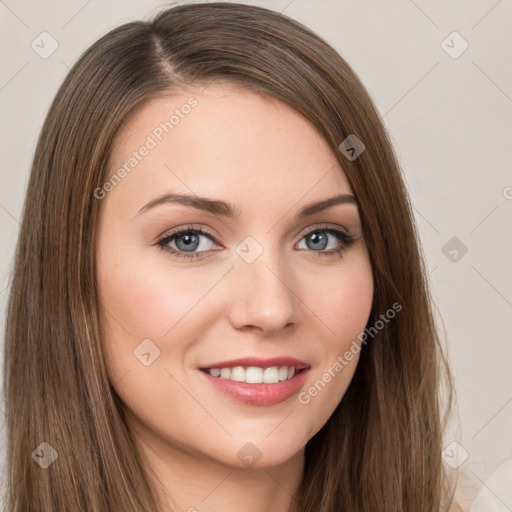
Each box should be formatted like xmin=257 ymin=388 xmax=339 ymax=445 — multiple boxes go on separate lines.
xmin=296 ymin=226 xmax=354 ymax=255
xmin=157 ymin=227 xmax=218 ymax=260
xmin=157 ymin=224 xmax=355 ymax=260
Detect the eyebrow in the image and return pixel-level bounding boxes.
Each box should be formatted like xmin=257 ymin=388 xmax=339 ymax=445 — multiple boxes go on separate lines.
xmin=136 ymin=192 xmax=357 ymax=218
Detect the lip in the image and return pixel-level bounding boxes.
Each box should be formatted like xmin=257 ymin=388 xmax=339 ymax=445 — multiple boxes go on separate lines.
xmin=198 ymin=366 xmax=311 ymax=406
xmin=198 ymin=356 xmax=310 ymax=370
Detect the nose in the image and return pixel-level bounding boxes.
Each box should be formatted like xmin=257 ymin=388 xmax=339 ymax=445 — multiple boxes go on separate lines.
xmin=226 ymin=245 xmax=301 ymax=335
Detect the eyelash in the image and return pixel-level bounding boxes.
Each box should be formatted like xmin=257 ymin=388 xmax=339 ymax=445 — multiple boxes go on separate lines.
xmin=156 ymin=224 xmax=355 ymax=261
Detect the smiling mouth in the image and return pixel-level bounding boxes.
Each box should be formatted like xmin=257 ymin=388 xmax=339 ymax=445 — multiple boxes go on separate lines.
xmin=200 ymin=365 xmax=306 ymax=384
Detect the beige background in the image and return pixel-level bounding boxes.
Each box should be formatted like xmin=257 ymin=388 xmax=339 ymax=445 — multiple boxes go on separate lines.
xmin=1 ymin=1 xmax=511 ymax=510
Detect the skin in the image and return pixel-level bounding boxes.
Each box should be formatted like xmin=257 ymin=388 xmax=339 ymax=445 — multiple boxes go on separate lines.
xmin=96 ymin=82 xmax=374 ymax=512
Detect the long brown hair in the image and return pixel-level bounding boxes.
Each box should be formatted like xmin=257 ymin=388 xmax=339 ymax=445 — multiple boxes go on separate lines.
xmin=3 ymin=3 xmax=457 ymax=510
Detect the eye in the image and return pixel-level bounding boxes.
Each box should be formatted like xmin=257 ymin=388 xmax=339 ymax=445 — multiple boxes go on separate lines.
xmin=157 ymin=227 xmax=219 ymax=260
xmin=156 ymin=224 xmax=356 ymax=261
xmin=296 ymin=225 xmax=355 ymax=257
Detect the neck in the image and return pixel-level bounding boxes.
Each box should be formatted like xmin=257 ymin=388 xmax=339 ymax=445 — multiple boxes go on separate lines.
xmin=155 ymin=451 xmax=303 ymax=512
xmin=141 ymin=436 xmax=304 ymax=512
xmin=128 ymin=416 xmax=304 ymax=512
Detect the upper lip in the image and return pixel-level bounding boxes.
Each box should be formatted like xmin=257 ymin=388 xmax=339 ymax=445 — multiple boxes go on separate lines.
xmin=198 ymin=357 xmax=310 ymax=370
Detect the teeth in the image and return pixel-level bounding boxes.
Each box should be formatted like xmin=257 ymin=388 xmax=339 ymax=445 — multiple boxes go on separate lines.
xmin=246 ymin=367 xmax=263 ymax=383
xmin=231 ymin=366 xmax=245 ymax=382
xmin=263 ymin=367 xmax=279 ymax=383
xmin=205 ymin=365 xmax=298 ymax=384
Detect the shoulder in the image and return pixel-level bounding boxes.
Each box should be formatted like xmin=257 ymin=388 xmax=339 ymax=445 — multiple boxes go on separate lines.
xmin=446 ymin=466 xmax=481 ymax=511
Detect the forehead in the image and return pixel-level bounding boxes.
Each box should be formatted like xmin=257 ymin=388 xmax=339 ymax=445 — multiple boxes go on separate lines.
xmin=106 ymin=82 xmax=353 ymax=215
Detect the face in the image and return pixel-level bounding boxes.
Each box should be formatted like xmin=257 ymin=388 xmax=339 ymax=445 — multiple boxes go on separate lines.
xmin=96 ymin=82 xmax=374 ymax=471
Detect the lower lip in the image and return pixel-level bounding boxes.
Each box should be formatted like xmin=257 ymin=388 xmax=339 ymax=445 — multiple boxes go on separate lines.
xmin=198 ymin=368 xmax=310 ymax=406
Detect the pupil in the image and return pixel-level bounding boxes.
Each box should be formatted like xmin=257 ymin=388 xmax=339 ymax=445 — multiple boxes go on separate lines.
xmin=176 ymin=233 xmax=199 ymax=252
xmin=307 ymin=232 xmax=327 ymax=250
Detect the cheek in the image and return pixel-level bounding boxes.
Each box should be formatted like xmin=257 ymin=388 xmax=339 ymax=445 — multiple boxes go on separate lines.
xmin=96 ymin=251 xmax=221 ymax=427
xmin=295 ymin=253 xmax=373 ymax=422
xmin=97 ymin=244 xmax=226 ymax=342
xmin=306 ymin=253 xmax=374 ymax=348
xmin=328 ymin=276 xmax=373 ymax=345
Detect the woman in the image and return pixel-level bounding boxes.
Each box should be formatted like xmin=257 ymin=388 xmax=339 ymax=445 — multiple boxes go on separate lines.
xmin=3 ymin=3 xmax=457 ymax=511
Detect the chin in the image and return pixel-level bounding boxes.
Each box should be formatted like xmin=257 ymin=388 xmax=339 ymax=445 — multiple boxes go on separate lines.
xmin=203 ymin=435 xmax=306 ymax=470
